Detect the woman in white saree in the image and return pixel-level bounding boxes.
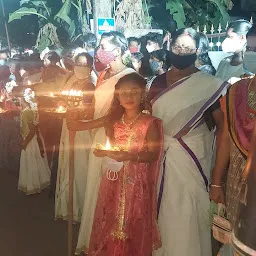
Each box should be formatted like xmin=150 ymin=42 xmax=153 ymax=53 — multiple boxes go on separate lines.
xmin=67 ymin=31 xmax=135 ymax=254
xmin=152 ymin=28 xmax=228 ymax=256
xmin=55 ymin=53 xmax=95 ymax=222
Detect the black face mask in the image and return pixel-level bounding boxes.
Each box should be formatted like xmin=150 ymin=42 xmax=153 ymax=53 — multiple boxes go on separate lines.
xmin=170 ymin=51 xmax=197 ymax=70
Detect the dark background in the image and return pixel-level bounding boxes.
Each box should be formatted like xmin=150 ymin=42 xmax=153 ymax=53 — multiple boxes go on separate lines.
xmin=0 ymin=0 xmax=62 ymax=48
xmin=0 ymin=0 xmax=254 ymax=48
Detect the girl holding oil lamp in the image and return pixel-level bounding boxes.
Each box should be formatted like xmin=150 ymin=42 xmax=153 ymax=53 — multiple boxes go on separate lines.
xmin=67 ymin=73 xmax=163 ymax=255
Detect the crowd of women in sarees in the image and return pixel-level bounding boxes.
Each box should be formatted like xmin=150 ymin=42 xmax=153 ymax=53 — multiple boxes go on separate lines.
xmin=1 ymin=18 xmax=256 ymax=256
xmin=39 ymin=23 xmax=256 ymax=256
xmin=72 ymin=27 xmax=227 ymax=256
xmin=74 ymin=22 xmax=255 ymax=256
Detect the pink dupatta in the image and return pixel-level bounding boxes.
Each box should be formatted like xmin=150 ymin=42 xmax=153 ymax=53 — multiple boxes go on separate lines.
xmin=226 ymin=78 xmax=256 ymax=157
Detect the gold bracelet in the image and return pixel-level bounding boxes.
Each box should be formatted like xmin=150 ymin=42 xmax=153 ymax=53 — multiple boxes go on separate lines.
xmin=210 ymin=184 xmax=222 ymax=188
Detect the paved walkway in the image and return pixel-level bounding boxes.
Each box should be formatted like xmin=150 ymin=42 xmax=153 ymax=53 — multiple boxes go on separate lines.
xmin=0 ymin=170 xmax=79 ymax=256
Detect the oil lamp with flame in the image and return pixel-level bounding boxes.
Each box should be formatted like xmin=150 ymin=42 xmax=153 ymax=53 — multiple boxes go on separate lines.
xmin=105 ymin=138 xmax=111 ymax=150
xmin=56 ymin=105 xmax=66 ymax=113
xmin=96 ymin=138 xmax=121 ymax=152
xmin=61 ymin=90 xmax=83 ymax=108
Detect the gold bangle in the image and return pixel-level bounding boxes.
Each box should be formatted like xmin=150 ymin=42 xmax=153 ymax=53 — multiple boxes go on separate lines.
xmin=210 ymin=184 xmax=222 ymax=188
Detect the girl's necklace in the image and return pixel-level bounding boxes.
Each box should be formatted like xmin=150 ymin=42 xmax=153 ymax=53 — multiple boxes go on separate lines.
xmin=122 ymin=112 xmax=141 ymax=129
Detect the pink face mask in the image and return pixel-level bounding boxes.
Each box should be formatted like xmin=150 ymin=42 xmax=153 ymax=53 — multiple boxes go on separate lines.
xmin=129 ymin=46 xmax=139 ymax=53
xmin=95 ymin=48 xmax=116 ymax=66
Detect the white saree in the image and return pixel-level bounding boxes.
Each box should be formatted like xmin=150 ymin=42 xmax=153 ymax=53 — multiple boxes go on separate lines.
xmin=75 ymin=68 xmax=135 ymax=254
xmin=152 ymin=72 xmax=228 ymax=256
xmin=55 ymin=119 xmax=91 ymax=222
xmin=55 ymin=75 xmax=93 ymax=222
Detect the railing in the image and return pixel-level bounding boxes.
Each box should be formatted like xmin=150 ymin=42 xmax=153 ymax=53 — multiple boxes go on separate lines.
xmin=196 ymin=17 xmax=254 ymax=51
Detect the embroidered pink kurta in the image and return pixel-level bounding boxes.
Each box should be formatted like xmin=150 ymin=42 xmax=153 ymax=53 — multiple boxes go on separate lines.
xmin=88 ymin=115 xmax=163 ymax=256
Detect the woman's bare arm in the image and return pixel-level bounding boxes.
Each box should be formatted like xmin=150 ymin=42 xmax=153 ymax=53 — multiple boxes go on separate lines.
xmin=212 ymin=108 xmax=230 ymax=185
xmin=210 ymin=108 xmax=230 ymax=203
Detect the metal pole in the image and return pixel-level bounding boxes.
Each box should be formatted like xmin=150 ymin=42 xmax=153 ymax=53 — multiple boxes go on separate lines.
xmin=0 ymin=0 xmax=11 ymax=51
xmin=68 ymin=130 xmax=75 ymax=256
xmin=92 ymin=0 xmax=97 ymax=36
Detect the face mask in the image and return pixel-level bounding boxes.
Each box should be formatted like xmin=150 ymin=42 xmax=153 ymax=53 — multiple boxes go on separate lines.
xmin=222 ymin=38 xmax=243 ymax=53
xmin=129 ymin=46 xmax=139 ymax=53
xmin=95 ymin=48 xmax=116 ymax=66
xmin=170 ymin=51 xmax=197 ymax=70
xmin=150 ymin=61 xmax=160 ymax=73
xmin=0 ymin=59 xmax=6 ymax=66
xmin=74 ymin=66 xmax=91 ymax=80
xmin=94 ymin=58 xmax=106 ymax=72
xmin=146 ymin=44 xmax=156 ymax=53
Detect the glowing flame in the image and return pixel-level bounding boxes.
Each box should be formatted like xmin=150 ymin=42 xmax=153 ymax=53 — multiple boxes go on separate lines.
xmin=61 ymin=90 xmax=83 ymax=97
xmin=50 ymin=92 xmax=54 ymax=97
xmin=105 ymin=138 xmax=111 ymax=150
xmin=27 ymin=80 xmax=31 ymax=86
xmin=56 ymin=105 xmax=65 ymax=113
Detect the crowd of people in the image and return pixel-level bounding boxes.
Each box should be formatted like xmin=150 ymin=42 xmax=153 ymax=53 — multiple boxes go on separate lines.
xmin=0 ymin=18 xmax=256 ymax=256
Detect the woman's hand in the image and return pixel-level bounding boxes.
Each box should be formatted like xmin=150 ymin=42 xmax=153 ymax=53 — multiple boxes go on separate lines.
xmin=93 ymin=149 xmax=108 ymax=157
xmin=210 ymin=186 xmax=225 ymax=204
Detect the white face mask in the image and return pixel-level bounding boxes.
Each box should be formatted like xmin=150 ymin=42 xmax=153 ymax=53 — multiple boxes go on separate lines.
xmin=222 ymin=38 xmax=243 ymax=53
xmin=74 ymin=66 xmax=91 ymax=80
xmin=132 ymin=61 xmax=139 ymax=70
xmin=146 ymin=44 xmax=156 ymax=53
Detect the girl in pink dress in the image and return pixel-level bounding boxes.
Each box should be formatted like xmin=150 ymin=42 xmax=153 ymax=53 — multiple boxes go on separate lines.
xmin=67 ymin=73 xmax=163 ymax=256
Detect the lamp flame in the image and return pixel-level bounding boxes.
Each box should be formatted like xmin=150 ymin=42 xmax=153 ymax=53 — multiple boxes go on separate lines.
xmin=56 ymin=105 xmax=66 ymax=113
xmin=105 ymin=138 xmax=111 ymax=150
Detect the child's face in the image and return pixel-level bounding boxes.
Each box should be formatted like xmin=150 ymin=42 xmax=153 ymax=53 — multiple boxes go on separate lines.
xmin=118 ymin=82 xmax=143 ymax=111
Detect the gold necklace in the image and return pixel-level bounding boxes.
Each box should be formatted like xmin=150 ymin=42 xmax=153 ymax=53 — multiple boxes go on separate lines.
xmin=122 ymin=112 xmax=141 ymax=128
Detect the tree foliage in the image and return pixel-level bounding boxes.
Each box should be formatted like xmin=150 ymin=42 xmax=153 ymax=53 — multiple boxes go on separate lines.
xmin=9 ymin=0 xmax=91 ymax=51
xmin=165 ymin=0 xmax=233 ymax=30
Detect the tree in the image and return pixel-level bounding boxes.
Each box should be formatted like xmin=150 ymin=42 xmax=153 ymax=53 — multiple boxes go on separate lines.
xmin=8 ymin=0 xmax=92 ymax=51
xmin=165 ymin=0 xmax=233 ymax=30
xmin=146 ymin=0 xmax=233 ymax=32
xmin=115 ymin=0 xmax=152 ymax=32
